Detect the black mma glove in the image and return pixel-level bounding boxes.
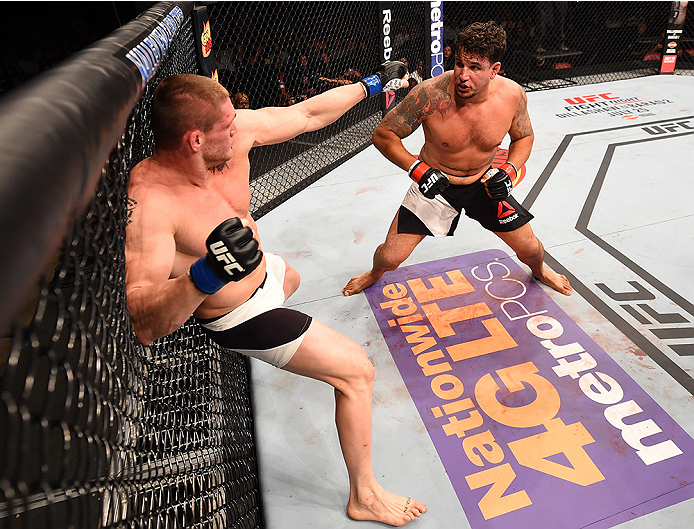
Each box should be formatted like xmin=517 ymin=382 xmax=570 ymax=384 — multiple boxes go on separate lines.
xmin=360 ymin=60 xmax=408 ymax=97
xmin=409 ymin=160 xmax=449 ymax=199
xmin=188 ymin=218 xmax=263 ymax=294
xmin=482 ymin=163 xmax=516 ymax=201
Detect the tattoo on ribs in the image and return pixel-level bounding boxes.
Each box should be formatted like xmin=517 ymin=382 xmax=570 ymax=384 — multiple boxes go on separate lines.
xmin=126 ymin=197 xmax=137 ymax=226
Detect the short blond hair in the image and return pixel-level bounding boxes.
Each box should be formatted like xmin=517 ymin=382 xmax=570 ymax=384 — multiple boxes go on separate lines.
xmin=151 ymin=74 xmax=230 ymax=150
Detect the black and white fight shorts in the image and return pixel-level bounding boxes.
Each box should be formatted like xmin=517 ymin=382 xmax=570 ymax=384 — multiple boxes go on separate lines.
xmin=398 ymin=178 xmax=533 ymax=237
xmin=196 ymin=253 xmax=312 ymax=368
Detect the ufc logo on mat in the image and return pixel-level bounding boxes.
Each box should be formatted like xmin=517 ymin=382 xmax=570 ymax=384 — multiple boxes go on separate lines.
xmin=210 ymin=241 xmax=245 ymax=274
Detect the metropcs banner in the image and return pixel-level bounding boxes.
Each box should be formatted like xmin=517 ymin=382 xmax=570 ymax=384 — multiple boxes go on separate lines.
xmin=427 ymin=0 xmax=444 ymax=78
xmin=364 ymin=250 xmax=694 ymax=529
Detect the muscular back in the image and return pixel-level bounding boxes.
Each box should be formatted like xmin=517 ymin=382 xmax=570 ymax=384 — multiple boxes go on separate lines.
xmin=378 ymin=71 xmax=531 ymax=184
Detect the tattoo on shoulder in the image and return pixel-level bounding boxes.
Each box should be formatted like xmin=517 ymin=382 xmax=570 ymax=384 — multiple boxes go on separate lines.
xmin=514 ymin=86 xmax=533 ymax=139
xmin=126 ymin=197 xmax=137 ymax=226
xmin=380 ymin=74 xmax=452 ymax=137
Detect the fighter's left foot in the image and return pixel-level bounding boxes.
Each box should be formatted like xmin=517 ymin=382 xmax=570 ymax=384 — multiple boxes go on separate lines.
xmin=535 ymin=267 xmax=572 ymax=295
xmin=347 ymin=486 xmax=427 ymax=526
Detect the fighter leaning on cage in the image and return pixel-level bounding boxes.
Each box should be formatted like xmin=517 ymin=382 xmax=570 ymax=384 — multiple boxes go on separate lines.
xmin=125 ymin=63 xmax=429 ymax=526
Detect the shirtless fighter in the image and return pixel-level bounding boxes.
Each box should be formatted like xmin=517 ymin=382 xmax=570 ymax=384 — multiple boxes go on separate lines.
xmin=343 ymin=21 xmax=572 ymax=297
xmin=124 ymin=63 xmax=427 ymax=526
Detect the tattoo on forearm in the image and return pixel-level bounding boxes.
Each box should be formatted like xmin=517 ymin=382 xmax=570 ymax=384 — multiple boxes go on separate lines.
xmin=515 ymin=86 xmax=533 ymax=139
xmin=379 ymin=74 xmax=452 ymax=138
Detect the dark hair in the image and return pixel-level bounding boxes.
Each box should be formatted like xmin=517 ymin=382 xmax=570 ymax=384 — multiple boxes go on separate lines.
xmin=455 ymin=21 xmax=507 ymax=64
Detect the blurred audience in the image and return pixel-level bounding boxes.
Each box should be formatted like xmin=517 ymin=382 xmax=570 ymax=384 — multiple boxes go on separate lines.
xmin=0 ymin=3 xmax=128 ymax=96
xmin=6 ymin=2 xmax=689 ymax=103
xmin=233 ymin=92 xmax=250 ymax=109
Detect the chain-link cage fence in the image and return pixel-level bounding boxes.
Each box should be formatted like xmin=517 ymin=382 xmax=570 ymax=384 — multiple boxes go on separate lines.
xmin=208 ymin=1 xmax=426 ymax=219
xmin=2 ymin=2 xmax=693 ymax=529
xmin=0 ymin=8 xmax=263 ymax=529
xmin=442 ymin=1 xmax=693 ymax=87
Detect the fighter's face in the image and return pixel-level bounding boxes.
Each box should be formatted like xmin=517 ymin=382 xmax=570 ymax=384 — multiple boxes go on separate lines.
xmin=453 ymin=50 xmax=500 ymax=99
xmin=202 ymin=98 xmax=237 ymax=167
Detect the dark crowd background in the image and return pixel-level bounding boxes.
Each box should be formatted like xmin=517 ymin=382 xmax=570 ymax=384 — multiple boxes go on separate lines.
xmin=209 ymin=1 xmax=693 ymax=109
xmin=0 ymin=2 xmax=151 ymax=96
xmin=3 ymin=2 xmax=693 ymax=103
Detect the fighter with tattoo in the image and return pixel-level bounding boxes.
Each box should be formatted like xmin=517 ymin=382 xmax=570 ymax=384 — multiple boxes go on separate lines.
xmin=343 ymin=21 xmax=572 ymax=297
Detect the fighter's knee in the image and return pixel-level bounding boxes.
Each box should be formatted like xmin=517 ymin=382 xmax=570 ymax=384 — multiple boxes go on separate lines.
xmin=362 ymin=355 xmax=375 ymax=385
xmin=348 ymin=347 xmax=375 ymax=390
xmin=284 ymin=263 xmax=301 ymax=298
xmin=517 ymin=238 xmax=543 ymax=261
xmin=376 ymin=245 xmax=404 ymax=272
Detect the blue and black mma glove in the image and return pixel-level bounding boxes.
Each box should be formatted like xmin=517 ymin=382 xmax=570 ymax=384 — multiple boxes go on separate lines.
xmin=189 ymin=218 xmax=263 ymax=294
xmin=359 ymin=60 xmax=408 ymax=97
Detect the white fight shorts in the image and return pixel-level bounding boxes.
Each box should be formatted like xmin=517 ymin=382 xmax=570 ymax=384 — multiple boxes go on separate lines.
xmin=197 ymin=253 xmax=312 ymax=368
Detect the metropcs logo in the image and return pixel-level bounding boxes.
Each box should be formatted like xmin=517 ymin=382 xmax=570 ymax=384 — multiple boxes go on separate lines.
xmin=430 ymin=1 xmax=444 ymax=77
xmin=365 ymin=250 xmax=694 ymax=529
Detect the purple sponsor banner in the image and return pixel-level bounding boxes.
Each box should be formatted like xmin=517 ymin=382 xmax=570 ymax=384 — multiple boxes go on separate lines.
xmin=364 ymin=249 xmax=694 ymax=529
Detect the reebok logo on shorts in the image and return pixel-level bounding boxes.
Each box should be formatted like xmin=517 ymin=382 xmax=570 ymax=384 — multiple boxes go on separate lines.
xmin=497 ymin=200 xmax=519 ymax=224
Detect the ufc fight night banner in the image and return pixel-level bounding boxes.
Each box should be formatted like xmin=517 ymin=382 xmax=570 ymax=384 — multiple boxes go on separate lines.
xmin=364 ymin=249 xmax=694 ymax=529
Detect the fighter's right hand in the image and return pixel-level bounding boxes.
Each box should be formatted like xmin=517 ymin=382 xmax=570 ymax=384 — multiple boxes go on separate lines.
xmin=409 ymin=160 xmax=449 ymax=199
xmin=481 ymin=164 xmax=514 ymax=201
xmin=360 ymin=60 xmax=408 ymax=97
xmin=188 ymin=218 xmax=263 ymax=294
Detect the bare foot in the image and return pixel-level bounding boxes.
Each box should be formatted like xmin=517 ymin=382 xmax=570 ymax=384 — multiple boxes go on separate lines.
xmin=347 ymin=486 xmax=427 ymax=526
xmin=535 ymin=267 xmax=572 ymax=295
xmin=343 ymin=271 xmax=380 ymax=296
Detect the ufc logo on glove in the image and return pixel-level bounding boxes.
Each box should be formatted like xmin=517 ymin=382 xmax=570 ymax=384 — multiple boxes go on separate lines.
xmin=210 ymin=241 xmax=245 ymax=274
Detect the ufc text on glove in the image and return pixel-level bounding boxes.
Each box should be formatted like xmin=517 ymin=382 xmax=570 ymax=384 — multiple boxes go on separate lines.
xmin=409 ymin=160 xmax=450 ymax=199
xmin=189 ymin=218 xmax=263 ymax=294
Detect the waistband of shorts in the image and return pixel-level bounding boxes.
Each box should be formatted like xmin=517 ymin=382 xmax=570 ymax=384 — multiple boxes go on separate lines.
xmin=447 ymin=177 xmax=483 ymax=188
xmin=195 ymin=272 xmax=268 ymax=325
xmin=412 ymin=158 xmax=484 ymax=187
